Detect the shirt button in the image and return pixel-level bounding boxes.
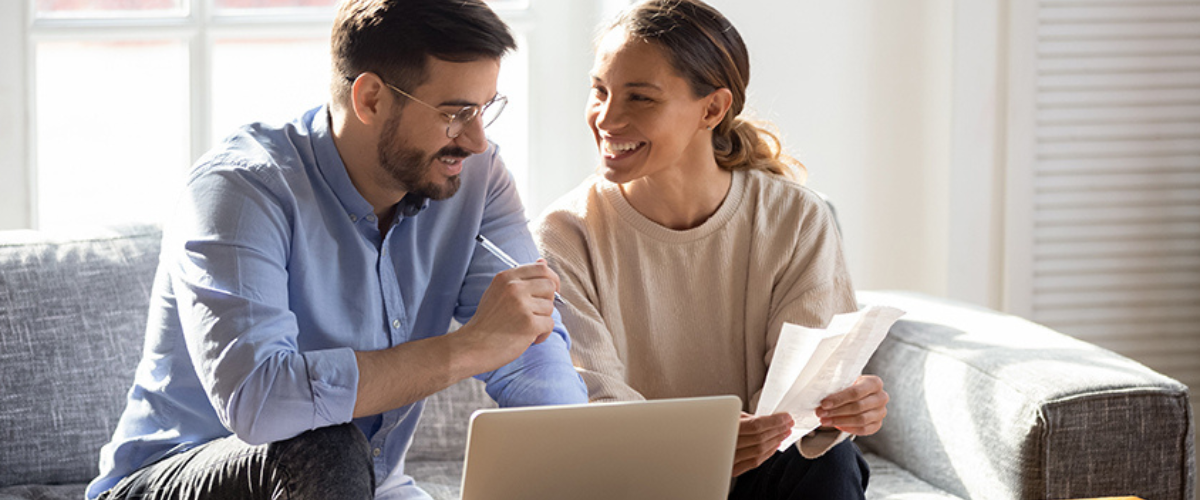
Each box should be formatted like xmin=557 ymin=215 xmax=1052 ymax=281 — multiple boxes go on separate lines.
xmin=366 ymin=214 xmax=376 ymax=222
xmin=392 ymin=319 xmax=401 ymax=329
xmin=373 ymin=448 xmax=382 ymax=457
xmin=349 ymin=214 xmax=358 ymax=222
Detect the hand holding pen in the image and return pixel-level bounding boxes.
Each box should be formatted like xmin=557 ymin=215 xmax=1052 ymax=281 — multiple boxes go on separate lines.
xmin=475 ymin=234 xmax=566 ymax=306
xmin=450 ymin=234 xmax=564 ymax=371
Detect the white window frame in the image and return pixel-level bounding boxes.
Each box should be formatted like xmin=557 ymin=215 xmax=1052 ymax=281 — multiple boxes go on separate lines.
xmin=1 ymin=1 xmax=31 ymax=230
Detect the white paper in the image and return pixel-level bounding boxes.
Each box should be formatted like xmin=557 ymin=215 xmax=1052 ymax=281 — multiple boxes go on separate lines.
xmin=754 ymin=305 xmax=905 ymax=450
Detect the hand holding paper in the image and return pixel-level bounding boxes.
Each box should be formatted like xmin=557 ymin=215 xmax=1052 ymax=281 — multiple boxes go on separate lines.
xmin=816 ymin=374 xmax=888 ymax=434
xmin=754 ymin=305 xmax=905 ymax=451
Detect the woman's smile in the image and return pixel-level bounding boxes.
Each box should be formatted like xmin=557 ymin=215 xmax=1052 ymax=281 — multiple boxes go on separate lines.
xmin=600 ymin=138 xmax=647 ymax=160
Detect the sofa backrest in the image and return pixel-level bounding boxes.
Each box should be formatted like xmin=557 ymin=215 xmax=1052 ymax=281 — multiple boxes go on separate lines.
xmin=410 ymin=376 xmax=497 ymax=462
xmin=0 ymin=224 xmax=162 ymax=487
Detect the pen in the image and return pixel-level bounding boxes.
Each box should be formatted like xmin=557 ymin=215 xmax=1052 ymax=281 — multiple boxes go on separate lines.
xmin=475 ymin=234 xmax=566 ymax=306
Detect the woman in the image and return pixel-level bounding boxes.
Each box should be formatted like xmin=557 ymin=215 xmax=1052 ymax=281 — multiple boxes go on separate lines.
xmin=533 ymin=1 xmax=887 ymax=498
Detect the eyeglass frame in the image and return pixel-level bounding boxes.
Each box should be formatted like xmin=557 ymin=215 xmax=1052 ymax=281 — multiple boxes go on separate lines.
xmin=345 ymin=74 xmax=507 ymax=139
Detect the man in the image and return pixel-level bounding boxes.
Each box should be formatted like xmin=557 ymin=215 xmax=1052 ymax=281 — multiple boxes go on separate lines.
xmin=87 ymin=1 xmax=586 ymax=498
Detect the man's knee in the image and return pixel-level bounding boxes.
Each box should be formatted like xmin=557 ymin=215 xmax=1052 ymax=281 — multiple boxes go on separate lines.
xmin=277 ymin=423 xmax=370 ymax=457
xmin=267 ymin=423 xmax=374 ymax=499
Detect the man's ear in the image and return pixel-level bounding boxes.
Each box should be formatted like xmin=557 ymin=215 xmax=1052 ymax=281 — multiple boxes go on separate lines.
xmin=350 ymin=73 xmax=390 ymax=127
xmin=702 ymin=87 xmax=734 ymax=130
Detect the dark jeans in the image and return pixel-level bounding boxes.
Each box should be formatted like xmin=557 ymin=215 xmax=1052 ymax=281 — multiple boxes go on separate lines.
xmin=729 ymin=440 xmax=870 ymax=500
xmin=97 ymin=424 xmax=374 ymax=500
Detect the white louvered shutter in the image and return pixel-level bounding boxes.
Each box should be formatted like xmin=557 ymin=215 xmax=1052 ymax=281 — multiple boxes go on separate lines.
xmin=1019 ymin=1 xmax=1200 ymax=393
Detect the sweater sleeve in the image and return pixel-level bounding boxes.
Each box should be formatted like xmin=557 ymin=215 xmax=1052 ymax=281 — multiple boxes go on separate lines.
xmin=758 ymin=191 xmax=859 ymax=459
xmin=533 ymin=209 xmax=646 ymax=403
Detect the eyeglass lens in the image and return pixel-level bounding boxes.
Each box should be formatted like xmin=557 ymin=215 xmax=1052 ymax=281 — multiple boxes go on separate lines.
xmin=446 ymin=95 xmax=507 ymax=138
xmin=480 ymin=96 xmax=507 ymax=128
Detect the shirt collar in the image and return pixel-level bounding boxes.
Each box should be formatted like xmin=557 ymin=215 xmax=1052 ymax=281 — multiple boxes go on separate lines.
xmin=310 ymin=105 xmax=429 ymax=223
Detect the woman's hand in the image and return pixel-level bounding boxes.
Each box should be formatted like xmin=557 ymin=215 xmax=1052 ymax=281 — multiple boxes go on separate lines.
xmin=815 ymin=375 xmax=889 ymax=435
xmin=732 ymin=412 xmax=793 ymax=477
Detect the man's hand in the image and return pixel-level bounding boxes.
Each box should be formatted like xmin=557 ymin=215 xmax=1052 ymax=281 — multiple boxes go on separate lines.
xmin=815 ymin=375 xmax=888 ymax=435
xmin=453 ymin=259 xmax=561 ymax=373
xmin=352 ymin=260 xmax=561 ymax=419
xmin=732 ymin=412 xmax=793 ymax=477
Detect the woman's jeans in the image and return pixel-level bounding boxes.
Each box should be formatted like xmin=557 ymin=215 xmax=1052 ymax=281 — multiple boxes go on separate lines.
xmin=729 ymin=439 xmax=871 ymax=500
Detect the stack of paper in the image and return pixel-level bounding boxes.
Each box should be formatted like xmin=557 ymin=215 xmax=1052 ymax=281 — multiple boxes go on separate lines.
xmin=754 ymin=305 xmax=905 ymax=450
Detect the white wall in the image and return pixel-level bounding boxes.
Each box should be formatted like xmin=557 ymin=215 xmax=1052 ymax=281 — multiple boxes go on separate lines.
xmin=519 ymin=0 xmax=614 ymax=216
xmin=704 ymin=0 xmax=957 ymax=298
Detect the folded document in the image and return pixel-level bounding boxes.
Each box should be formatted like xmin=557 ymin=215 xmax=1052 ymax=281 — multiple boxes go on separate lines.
xmin=754 ymin=305 xmax=905 ymax=451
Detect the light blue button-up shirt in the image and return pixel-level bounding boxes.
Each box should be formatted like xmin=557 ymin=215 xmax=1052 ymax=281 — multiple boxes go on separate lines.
xmin=87 ymin=106 xmax=587 ymax=499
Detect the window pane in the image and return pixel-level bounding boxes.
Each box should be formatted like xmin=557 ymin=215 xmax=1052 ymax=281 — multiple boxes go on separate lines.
xmin=489 ymin=35 xmax=529 ymax=198
xmin=211 ymin=0 xmax=516 ymax=10
xmin=212 ymin=0 xmax=335 ymax=12
xmin=35 ymin=40 xmax=189 ymax=229
xmin=35 ymin=0 xmax=184 ymax=17
xmin=211 ymin=37 xmax=331 ymax=141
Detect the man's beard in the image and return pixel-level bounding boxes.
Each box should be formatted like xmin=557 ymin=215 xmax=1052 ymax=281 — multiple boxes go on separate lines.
xmin=377 ymin=114 xmax=466 ymax=201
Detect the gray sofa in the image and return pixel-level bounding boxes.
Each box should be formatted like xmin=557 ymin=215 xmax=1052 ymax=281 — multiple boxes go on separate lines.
xmin=0 ymin=224 xmax=1194 ymax=500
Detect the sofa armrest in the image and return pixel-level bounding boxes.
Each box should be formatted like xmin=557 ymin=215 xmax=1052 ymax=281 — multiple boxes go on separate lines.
xmin=856 ymin=290 xmax=1194 ymax=500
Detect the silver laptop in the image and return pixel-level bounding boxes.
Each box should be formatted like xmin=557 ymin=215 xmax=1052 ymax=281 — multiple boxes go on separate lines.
xmin=459 ymin=395 xmax=741 ymax=500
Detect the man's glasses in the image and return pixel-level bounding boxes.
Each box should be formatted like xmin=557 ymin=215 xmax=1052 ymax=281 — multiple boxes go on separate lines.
xmin=346 ymin=75 xmax=507 ymax=139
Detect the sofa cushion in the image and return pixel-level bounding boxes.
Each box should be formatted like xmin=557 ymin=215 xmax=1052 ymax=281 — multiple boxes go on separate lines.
xmin=407 ymin=461 xmax=465 ymax=500
xmin=0 ymin=225 xmax=161 ymax=488
xmin=0 ymin=484 xmax=87 ymax=500
xmin=863 ymin=452 xmax=963 ymax=500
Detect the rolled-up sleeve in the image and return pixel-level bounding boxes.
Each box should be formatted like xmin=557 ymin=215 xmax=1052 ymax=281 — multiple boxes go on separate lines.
xmin=452 ymin=150 xmax=587 ymax=407
xmin=172 ymin=162 xmax=359 ymax=445
xmin=481 ymin=319 xmax=587 ymax=407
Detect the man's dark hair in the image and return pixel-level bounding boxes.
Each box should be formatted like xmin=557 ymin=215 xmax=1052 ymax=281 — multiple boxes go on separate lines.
xmin=331 ymin=0 xmax=516 ymax=108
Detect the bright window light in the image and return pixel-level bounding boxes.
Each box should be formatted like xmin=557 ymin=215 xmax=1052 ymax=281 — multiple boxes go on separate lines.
xmin=35 ymin=39 xmax=190 ymax=229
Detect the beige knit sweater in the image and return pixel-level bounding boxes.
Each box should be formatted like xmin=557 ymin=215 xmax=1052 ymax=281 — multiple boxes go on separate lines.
xmin=533 ymin=169 xmax=859 ymax=458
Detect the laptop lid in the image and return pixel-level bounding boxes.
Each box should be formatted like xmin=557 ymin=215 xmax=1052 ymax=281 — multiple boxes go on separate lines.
xmin=460 ymin=395 xmax=741 ymax=500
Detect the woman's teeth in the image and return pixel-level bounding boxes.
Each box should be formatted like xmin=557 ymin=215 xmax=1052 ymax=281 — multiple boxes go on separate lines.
xmin=603 ymin=140 xmax=642 ymax=156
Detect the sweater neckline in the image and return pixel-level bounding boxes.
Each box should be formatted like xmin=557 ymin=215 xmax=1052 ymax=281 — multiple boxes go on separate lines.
xmin=600 ymin=169 xmax=747 ymax=243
